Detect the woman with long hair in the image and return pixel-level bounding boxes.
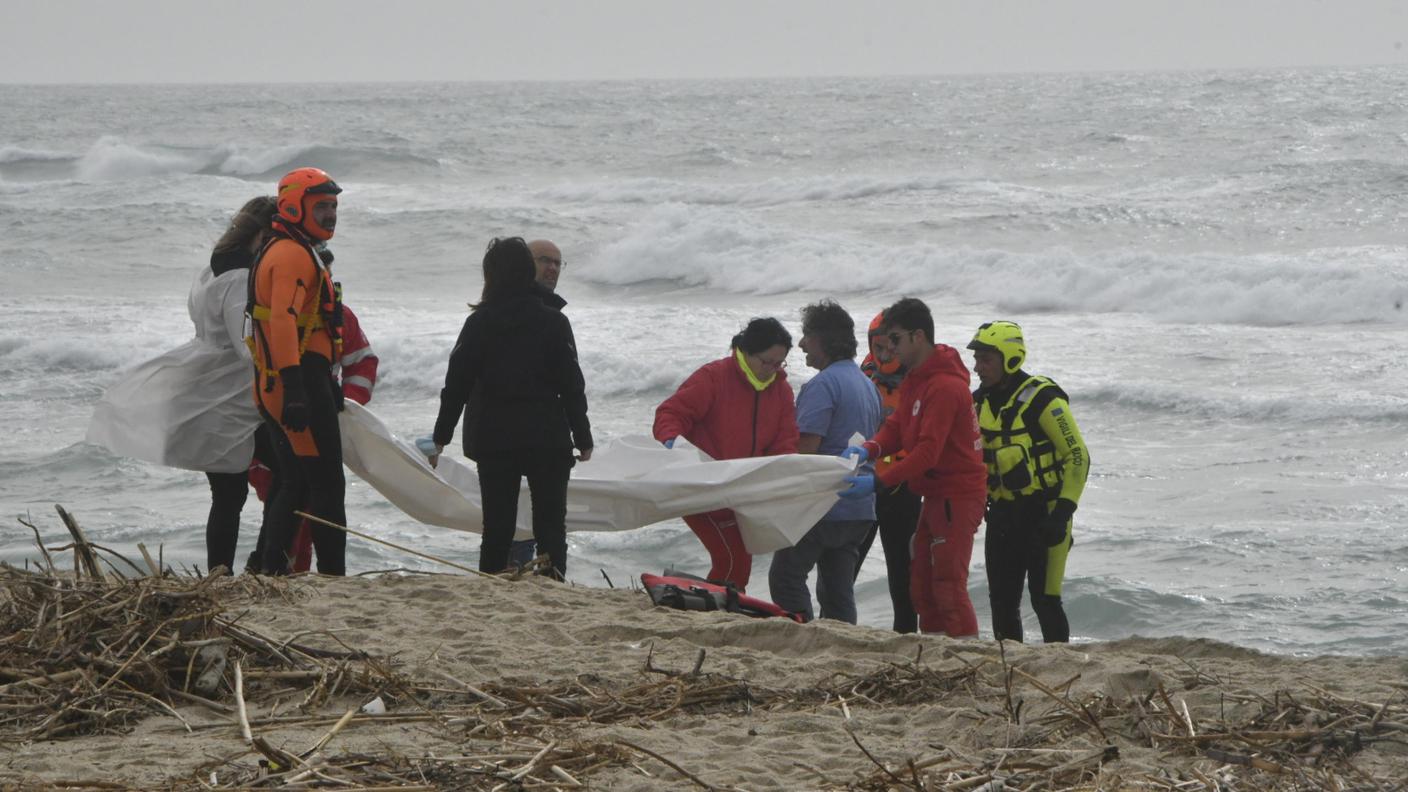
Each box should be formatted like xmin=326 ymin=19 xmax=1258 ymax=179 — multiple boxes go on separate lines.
xmin=88 ymin=196 xmax=279 ymax=573
xmin=430 ymin=237 xmax=593 ymax=580
xmin=653 ymin=317 xmax=799 ymax=590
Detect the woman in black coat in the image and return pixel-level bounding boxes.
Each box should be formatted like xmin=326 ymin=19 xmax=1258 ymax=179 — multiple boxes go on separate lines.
xmin=430 ymin=237 xmax=593 ymax=579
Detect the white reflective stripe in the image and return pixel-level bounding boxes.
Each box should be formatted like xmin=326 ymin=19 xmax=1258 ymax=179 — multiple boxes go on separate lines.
xmin=341 ymin=346 xmax=375 ymax=366
xmin=344 ymin=375 xmax=373 ymax=392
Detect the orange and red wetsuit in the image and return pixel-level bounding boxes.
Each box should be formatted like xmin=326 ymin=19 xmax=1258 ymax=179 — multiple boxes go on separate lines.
xmin=247 ymin=223 xmax=348 ymax=575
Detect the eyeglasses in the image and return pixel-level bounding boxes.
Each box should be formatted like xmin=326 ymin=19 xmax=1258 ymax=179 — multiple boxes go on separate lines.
xmin=755 ymin=355 xmax=788 ymax=370
xmin=535 ymin=255 xmax=565 ymax=269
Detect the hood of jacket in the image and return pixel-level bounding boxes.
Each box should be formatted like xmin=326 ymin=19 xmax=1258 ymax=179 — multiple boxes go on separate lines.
xmin=210 ymin=247 xmax=255 ymax=277
xmin=907 ymin=343 xmax=972 ymax=387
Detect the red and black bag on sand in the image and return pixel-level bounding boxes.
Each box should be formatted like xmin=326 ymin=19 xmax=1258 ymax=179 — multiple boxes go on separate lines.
xmin=641 ymin=573 xmax=804 ymax=623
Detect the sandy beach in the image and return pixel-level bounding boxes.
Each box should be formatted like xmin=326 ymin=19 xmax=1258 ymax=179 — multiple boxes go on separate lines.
xmin=2 ymin=567 xmax=1405 ymax=791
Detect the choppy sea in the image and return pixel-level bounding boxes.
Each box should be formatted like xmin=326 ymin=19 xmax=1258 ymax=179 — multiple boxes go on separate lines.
xmin=2 ymin=69 xmax=1407 ymax=655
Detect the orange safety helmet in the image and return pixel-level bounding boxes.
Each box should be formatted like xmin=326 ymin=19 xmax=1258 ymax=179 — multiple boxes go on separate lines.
xmin=866 ymin=310 xmax=886 ymax=337
xmin=862 ymin=310 xmax=902 ymax=379
xmin=276 ymin=167 xmax=342 ymax=241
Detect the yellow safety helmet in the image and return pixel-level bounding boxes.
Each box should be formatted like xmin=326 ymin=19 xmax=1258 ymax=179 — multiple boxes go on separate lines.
xmin=966 ymin=321 xmax=1025 ymax=374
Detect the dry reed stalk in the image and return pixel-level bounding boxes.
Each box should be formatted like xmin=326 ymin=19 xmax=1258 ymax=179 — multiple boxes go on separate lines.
xmin=294 ymin=510 xmax=501 ymax=581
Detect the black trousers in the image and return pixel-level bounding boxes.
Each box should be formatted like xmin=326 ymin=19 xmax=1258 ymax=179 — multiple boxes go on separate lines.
xmin=259 ymin=355 xmax=346 ymax=575
xmin=854 ymin=482 xmax=923 ymax=633
xmin=984 ymin=497 xmax=1069 ymax=643
xmin=477 ymin=449 xmax=573 ymax=580
xmin=204 ymin=424 xmax=275 ymax=574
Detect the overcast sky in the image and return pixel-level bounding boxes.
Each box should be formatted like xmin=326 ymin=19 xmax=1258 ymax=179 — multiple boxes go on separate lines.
xmin=3 ymin=0 xmax=1406 ymax=84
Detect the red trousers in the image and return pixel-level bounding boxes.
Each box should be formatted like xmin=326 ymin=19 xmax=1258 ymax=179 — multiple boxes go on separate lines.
xmin=683 ymin=508 xmax=751 ymax=591
xmin=910 ymin=495 xmax=983 ymax=637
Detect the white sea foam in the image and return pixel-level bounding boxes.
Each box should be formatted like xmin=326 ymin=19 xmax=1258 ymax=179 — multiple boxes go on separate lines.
xmin=2 ymin=137 xmax=445 ymax=183
xmin=1080 ymin=382 xmax=1408 ymax=424
xmin=213 ymin=143 xmax=322 ymax=176
xmin=582 ymin=205 xmax=1408 ymax=326
xmin=75 ymin=137 xmax=205 ymax=181
xmin=536 ymin=173 xmax=964 ymax=207
xmin=0 ymin=144 xmax=73 ymax=163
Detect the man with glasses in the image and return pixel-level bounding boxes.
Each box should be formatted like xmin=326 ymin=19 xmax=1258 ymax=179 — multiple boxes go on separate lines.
xmin=529 ymin=240 xmax=565 ymax=293
xmin=840 ymin=298 xmax=987 ymax=638
xmin=853 ymin=311 xmax=924 ymax=633
xmin=767 ymin=301 xmax=883 ymax=623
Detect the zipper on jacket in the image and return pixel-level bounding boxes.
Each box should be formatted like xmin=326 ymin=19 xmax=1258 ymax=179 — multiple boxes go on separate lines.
xmin=750 ymin=391 xmax=760 ymax=456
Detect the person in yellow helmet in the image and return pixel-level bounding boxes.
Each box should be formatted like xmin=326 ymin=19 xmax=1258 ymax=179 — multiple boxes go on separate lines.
xmin=247 ymin=166 xmax=347 ymax=575
xmin=968 ymin=321 xmax=1089 ymax=643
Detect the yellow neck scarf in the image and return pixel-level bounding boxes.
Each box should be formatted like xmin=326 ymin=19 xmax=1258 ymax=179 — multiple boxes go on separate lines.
xmin=735 ymin=348 xmax=776 ymax=392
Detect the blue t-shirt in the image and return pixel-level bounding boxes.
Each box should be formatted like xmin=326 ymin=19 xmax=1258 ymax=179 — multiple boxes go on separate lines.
xmin=795 ymin=359 xmax=884 ymax=521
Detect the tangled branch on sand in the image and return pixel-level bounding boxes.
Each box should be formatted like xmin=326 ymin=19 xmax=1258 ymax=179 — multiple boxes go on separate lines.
xmin=841 ymin=649 xmax=1408 ymax=791
xmin=5 ymin=509 xmax=1407 ymax=790
xmin=0 ymin=518 xmax=399 ymax=745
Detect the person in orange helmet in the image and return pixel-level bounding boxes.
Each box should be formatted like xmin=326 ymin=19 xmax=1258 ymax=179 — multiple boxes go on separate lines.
xmin=247 ymin=167 xmax=349 ymax=575
xmin=853 ymin=310 xmax=924 ymax=633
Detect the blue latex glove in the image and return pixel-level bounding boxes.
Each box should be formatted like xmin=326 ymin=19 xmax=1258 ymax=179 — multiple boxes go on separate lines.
xmin=662 ymin=437 xmax=675 ymax=449
xmin=842 ymin=444 xmax=869 ymax=465
xmin=838 ymin=472 xmax=876 ymax=499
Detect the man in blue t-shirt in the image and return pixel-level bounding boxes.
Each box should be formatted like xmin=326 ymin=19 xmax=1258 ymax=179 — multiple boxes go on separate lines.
xmin=768 ymin=301 xmax=883 ymax=623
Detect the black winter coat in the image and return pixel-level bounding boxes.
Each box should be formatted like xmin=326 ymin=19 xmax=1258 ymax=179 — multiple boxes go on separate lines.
xmin=432 ymin=290 xmax=591 ymax=458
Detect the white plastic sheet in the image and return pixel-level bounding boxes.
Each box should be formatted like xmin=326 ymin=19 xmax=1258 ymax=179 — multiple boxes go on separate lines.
xmin=339 ymin=402 xmax=852 ymax=553
xmin=86 ymin=267 xmax=259 ymax=474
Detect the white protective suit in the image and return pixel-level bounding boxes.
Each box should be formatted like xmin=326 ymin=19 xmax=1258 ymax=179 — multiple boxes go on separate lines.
xmin=86 ymin=264 xmax=260 ymax=473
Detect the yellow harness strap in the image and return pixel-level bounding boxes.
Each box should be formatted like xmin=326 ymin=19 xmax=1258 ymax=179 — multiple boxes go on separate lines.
xmin=247 ymin=304 xmax=326 ymax=380
xmin=249 ymin=304 xmax=324 ymax=329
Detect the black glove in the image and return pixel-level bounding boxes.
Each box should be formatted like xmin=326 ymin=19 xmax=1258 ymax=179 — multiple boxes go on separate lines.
xmin=1041 ymin=498 xmax=1077 ymax=547
xmin=279 ymin=366 xmax=310 ymax=432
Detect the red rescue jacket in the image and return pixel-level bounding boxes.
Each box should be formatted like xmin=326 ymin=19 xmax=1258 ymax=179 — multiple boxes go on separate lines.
xmin=863 ymin=344 xmax=986 ymax=500
xmin=335 ymin=305 xmax=378 ymax=406
xmin=653 ymin=355 xmax=799 ymax=461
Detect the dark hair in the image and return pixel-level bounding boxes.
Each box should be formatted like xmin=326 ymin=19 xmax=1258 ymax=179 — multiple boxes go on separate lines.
xmin=473 ymin=236 xmax=535 ymax=309
xmin=212 ymin=195 xmax=276 ymax=257
xmin=880 ymin=297 xmax=934 ymax=344
xmin=800 ymin=300 xmax=857 ymax=361
xmin=730 ymin=317 xmax=792 ymax=355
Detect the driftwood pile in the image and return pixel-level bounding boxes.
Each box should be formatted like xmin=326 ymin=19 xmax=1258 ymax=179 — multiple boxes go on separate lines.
xmin=3 ymin=508 xmax=1406 ymax=790
xmin=840 ymin=644 xmax=1408 ymax=790
xmin=2 ymin=508 xmax=399 ymax=748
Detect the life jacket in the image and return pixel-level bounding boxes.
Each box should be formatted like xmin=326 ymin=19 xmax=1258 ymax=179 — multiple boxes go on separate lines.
xmin=640 ymin=573 xmax=804 ymax=623
xmin=245 ymin=226 xmax=343 ymax=391
xmin=974 ymin=373 xmax=1068 ymax=502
